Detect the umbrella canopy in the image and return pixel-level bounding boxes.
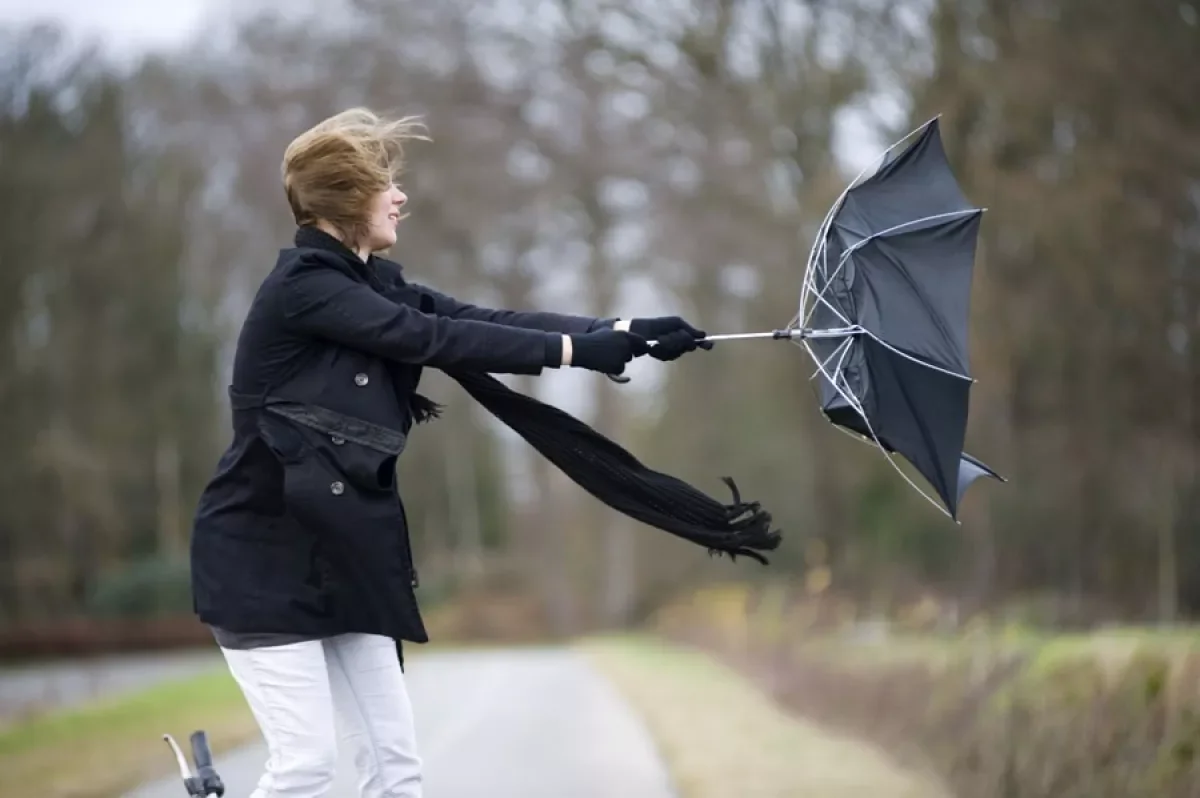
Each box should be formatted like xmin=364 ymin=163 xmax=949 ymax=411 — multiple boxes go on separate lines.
xmin=799 ymin=117 xmax=1004 ymax=519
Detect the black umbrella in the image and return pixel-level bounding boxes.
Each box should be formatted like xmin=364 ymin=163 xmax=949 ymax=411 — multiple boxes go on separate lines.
xmin=646 ymin=116 xmax=1003 ymax=520
xmin=799 ymin=115 xmax=1005 ymax=519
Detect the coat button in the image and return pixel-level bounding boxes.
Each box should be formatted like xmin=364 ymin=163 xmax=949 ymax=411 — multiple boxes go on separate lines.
xmin=330 ymin=481 xmax=345 ymax=495
xmin=331 ymin=435 xmax=345 ymax=445
xmin=354 ymin=373 xmax=369 ymax=386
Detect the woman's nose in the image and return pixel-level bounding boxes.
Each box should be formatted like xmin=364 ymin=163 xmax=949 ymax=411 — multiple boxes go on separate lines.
xmin=393 ymin=188 xmax=408 ymax=207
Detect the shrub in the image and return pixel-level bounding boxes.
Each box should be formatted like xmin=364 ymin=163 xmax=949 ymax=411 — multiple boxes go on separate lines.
xmin=85 ymin=556 xmax=193 ymax=618
xmin=708 ymin=636 xmax=1200 ymax=798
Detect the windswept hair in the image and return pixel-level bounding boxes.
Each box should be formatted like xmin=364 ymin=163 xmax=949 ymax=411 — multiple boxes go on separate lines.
xmin=282 ymin=108 xmax=429 ymax=247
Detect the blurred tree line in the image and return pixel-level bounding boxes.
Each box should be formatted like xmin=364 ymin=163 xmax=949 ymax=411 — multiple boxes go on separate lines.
xmin=0 ymin=0 xmax=1196 ymax=635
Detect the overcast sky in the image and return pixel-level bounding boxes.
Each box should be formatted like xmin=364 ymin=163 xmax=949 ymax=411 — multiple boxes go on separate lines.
xmin=0 ymin=0 xmax=216 ymax=51
xmin=0 ymin=0 xmax=890 ymax=168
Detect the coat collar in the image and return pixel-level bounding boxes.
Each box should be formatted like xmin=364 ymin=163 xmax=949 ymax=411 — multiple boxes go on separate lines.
xmin=294 ymin=224 xmax=363 ymax=262
xmin=292 ymin=225 xmax=378 ymax=282
xmin=292 ymin=225 xmax=408 ymax=289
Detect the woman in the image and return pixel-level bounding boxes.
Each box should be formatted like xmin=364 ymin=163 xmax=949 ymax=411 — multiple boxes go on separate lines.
xmin=189 ymin=108 xmax=710 ymax=798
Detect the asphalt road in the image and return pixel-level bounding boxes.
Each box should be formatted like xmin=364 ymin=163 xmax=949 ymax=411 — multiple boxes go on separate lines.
xmin=125 ymin=646 xmax=677 ymax=798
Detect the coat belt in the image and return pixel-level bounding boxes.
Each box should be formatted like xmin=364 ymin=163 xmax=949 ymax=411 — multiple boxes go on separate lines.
xmin=228 ymin=388 xmax=408 ymax=456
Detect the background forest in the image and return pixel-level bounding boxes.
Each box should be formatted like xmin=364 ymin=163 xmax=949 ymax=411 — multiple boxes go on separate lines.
xmin=1 ymin=0 xmax=1198 ymax=641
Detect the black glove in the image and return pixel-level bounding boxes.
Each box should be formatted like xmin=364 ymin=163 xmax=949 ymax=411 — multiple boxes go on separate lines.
xmin=629 ymin=316 xmax=713 ymax=361
xmin=628 ymin=314 xmax=710 ymax=348
xmin=569 ymin=329 xmax=650 ymax=374
xmin=648 ymin=329 xmax=712 ymax=361
xmin=629 ymin=315 xmax=708 ymax=342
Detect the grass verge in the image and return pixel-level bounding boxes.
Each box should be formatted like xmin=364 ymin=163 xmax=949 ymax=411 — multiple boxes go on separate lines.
xmin=580 ymin=633 xmax=947 ymax=798
xmin=649 ymin=583 xmax=1200 ymax=796
xmin=0 ymin=666 xmax=258 ymax=798
xmin=767 ymin=636 xmax=1200 ymax=798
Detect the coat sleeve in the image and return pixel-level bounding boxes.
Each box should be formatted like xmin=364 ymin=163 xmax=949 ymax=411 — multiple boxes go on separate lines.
xmin=416 ymin=283 xmax=615 ymax=335
xmin=279 ymin=255 xmax=560 ymax=374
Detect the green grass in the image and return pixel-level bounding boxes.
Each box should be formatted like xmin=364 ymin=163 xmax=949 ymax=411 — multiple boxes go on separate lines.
xmin=0 ymin=666 xmax=258 ymax=798
xmin=793 ymin=625 xmax=1200 ymax=678
xmin=581 ymin=633 xmax=948 ymax=798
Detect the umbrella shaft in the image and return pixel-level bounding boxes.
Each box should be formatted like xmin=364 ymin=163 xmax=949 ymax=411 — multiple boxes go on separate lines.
xmin=701 ymin=328 xmax=858 ymax=342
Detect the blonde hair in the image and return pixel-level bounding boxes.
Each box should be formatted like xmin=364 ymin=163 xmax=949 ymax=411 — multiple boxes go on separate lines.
xmin=282 ymin=108 xmax=429 ymax=247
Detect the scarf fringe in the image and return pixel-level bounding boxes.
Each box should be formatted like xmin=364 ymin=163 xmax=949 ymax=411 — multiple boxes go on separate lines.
xmin=409 ymin=393 xmax=444 ymax=425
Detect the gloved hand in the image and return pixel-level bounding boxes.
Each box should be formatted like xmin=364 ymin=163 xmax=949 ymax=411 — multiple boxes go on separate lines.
xmin=568 ymin=329 xmax=650 ymax=374
xmin=627 ymin=316 xmax=713 ymax=361
xmin=628 ymin=315 xmax=711 ymax=344
xmin=648 ymin=329 xmax=712 ymax=361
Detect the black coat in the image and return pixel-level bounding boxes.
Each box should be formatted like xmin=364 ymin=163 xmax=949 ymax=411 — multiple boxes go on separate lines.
xmin=190 ymin=226 xmax=610 ymax=645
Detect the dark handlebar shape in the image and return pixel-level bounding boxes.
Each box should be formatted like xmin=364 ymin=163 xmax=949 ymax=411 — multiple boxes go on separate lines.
xmin=189 ymin=730 xmax=225 ymax=797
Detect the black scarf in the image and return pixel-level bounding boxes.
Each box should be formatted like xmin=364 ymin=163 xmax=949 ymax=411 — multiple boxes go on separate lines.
xmin=297 ymin=227 xmax=782 ymax=564
xmin=447 ymin=370 xmax=780 ymax=563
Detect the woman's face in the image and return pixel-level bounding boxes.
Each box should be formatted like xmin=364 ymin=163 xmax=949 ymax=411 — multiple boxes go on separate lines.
xmin=364 ymin=183 xmax=408 ymax=252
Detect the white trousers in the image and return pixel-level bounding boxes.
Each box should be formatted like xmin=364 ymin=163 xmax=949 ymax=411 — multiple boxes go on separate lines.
xmin=220 ymin=633 xmax=421 ymax=798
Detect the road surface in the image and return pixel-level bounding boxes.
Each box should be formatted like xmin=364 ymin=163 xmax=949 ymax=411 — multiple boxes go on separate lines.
xmin=125 ymin=646 xmax=677 ymax=798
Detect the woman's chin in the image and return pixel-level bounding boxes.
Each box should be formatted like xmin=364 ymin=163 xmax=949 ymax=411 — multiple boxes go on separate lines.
xmin=372 ymin=235 xmax=398 ymax=253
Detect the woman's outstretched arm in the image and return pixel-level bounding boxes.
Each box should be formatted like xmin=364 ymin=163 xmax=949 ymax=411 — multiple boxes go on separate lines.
xmin=415 ymin=282 xmax=618 ymax=335
xmin=281 ymin=253 xmax=562 ymax=374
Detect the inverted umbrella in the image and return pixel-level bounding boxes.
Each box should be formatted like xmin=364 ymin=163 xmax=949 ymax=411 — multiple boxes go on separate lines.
xmin=641 ymin=116 xmax=1004 ymax=520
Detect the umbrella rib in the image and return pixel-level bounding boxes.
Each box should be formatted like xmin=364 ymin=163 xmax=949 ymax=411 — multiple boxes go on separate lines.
xmin=796 ymin=238 xmax=854 ymax=330
xmin=857 ymin=329 xmax=972 ymax=383
xmin=801 ymin=338 xmax=954 ymax=520
xmin=798 ymin=239 xmax=848 ymax=330
xmin=840 ymin=209 xmax=983 ymax=260
xmin=807 ymin=333 xmax=855 ymax=381
xmin=807 ymin=236 xmax=854 ymax=325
